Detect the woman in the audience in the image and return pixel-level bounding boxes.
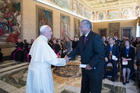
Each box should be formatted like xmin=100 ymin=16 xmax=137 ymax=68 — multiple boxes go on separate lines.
xmin=102 ymin=36 xmax=108 ymax=47
xmin=121 ymin=40 xmax=135 ymax=85
xmin=52 ymin=39 xmax=61 ymax=57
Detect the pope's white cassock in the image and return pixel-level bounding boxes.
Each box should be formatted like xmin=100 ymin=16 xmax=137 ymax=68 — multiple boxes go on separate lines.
xmin=26 ymin=35 xmax=66 ymax=93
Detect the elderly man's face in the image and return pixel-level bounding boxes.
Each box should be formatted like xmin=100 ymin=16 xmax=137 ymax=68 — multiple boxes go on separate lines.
xmin=79 ymin=22 xmax=90 ymax=35
xmin=44 ymin=27 xmax=52 ymax=40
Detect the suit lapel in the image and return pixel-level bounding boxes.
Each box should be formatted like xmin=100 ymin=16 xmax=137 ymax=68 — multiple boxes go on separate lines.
xmin=80 ymin=36 xmax=85 ymax=51
xmin=82 ymin=31 xmax=93 ymax=51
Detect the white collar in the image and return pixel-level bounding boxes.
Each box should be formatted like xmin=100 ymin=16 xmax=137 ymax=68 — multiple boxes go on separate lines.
xmin=85 ymin=31 xmax=90 ymax=37
xmin=126 ymin=46 xmax=130 ymax=49
xmin=110 ymin=44 xmax=114 ymax=47
xmin=40 ymin=35 xmax=48 ymax=43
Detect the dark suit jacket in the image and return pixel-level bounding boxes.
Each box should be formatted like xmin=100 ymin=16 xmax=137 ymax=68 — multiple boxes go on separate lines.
xmin=120 ymin=46 xmax=135 ymax=68
xmin=68 ymin=31 xmax=105 ymax=74
xmin=105 ymin=44 xmax=120 ymax=62
xmin=72 ymin=40 xmax=79 ymax=50
xmin=0 ymin=51 xmax=3 ymax=61
xmin=136 ymin=45 xmax=140 ymax=60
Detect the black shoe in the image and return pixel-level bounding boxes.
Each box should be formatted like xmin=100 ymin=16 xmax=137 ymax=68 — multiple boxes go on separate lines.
xmin=123 ymin=82 xmax=126 ymax=85
xmin=111 ymin=78 xmax=115 ymax=82
xmin=126 ymin=81 xmax=129 ymax=83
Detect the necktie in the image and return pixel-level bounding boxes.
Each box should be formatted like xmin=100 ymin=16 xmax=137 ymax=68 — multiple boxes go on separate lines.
xmin=126 ymin=47 xmax=129 ymax=57
xmin=84 ymin=36 xmax=87 ymax=44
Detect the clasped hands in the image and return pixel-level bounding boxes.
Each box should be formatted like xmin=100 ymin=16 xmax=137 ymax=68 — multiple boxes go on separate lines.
xmin=64 ymin=55 xmax=92 ymax=70
xmin=64 ymin=55 xmax=70 ymax=62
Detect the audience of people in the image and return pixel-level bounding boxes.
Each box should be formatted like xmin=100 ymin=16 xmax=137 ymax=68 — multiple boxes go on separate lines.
xmin=1 ymin=30 xmax=140 ymax=87
xmin=102 ymin=35 xmax=140 ymax=86
xmin=9 ymin=36 xmax=77 ymax=63
xmin=11 ymin=38 xmax=33 ymax=62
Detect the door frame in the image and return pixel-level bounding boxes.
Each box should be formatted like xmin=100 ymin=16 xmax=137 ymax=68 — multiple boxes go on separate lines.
xmin=98 ymin=28 xmax=107 ymax=37
xmin=121 ymin=27 xmax=133 ymax=40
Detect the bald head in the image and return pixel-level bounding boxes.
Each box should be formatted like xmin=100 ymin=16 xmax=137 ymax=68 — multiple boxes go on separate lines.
xmin=40 ymin=25 xmax=52 ymax=40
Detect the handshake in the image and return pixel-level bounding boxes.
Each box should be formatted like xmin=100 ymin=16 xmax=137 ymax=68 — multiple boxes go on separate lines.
xmin=64 ymin=55 xmax=71 ymax=63
xmin=64 ymin=55 xmax=92 ymax=70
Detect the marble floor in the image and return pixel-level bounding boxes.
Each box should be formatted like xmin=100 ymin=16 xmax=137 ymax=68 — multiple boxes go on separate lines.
xmin=0 ymin=59 xmax=139 ymax=93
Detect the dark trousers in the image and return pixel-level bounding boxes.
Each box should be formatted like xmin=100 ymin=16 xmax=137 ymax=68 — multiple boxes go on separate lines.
xmin=104 ymin=61 xmax=117 ymax=80
xmin=15 ymin=50 xmax=24 ymax=62
xmin=0 ymin=52 xmax=3 ymax=62
xmin=136 ymin=59 xmax=140 ymax=88
xmin=81 ymin=69 xmax=103 ymax=93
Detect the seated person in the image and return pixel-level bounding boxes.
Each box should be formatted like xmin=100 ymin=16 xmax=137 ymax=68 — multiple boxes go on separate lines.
xmin=52 ymin=39 xmax=61 ymax=57
xmin=104 ymin=37 xmax=119 ymax=81
xmin=11 ymin=39 xmax=24 ymax=62
xmin=121 ymin=40 xmax=135 ymax=85
xmin=23 ymin=39 xmax=29 ymax=61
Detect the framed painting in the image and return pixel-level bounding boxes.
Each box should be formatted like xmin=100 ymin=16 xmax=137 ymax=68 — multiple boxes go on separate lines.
xmin=121 ymin=7 xmax=134 ymax=19
xmin=0 ymin=0 xmax=21 ymax=44
xmin=135 ymin=6 xmax=140 ymax=17
xmin=60 ymin=14 xmax=70 ymax=39
xmin=121 ymin=27 xmax=133 ymax=40
xmin=84 ymin=9 xmax=92 ymax=19
xmin=97 ymin=11 xmax=105 ymax=20
xmin=107 ymin=9 xmax=120 ymax=19
xmin=37 ymin=6 xmax=53 ymax=35
xmin=72 ymin=0 xmax=77 ymax=13
xmin=109 ymin=22 xmax=120 ymax=38
xmin=98 ymin=28 xmax=107 ymax=37
xmin=54 ymin=0 xmax=71 ymax=10
xmin=74 ymin=18 xmax=80 ymax=37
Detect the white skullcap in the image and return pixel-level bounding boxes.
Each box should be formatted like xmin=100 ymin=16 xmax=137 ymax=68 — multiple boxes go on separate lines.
xmin=40 ymin=25 xmax=51 ymax=34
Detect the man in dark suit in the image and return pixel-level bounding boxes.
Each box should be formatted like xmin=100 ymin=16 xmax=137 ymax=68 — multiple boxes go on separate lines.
xmin=136 ymin=37 xmax=140 ymax=88
xmin=67 ymin=20 xmax=105 ymax=93
xmin=104 ymin=37 xmax=120 ymax=81
xmin=0 ymin=48 xmax=3 ymax=62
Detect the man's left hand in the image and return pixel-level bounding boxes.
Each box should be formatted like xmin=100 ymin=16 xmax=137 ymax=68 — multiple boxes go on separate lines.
xmin=85 ymin=64 xmax=92 ymax=70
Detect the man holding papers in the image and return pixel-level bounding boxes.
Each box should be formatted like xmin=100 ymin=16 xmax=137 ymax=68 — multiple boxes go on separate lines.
xmin=67 ymin=20 xmax=105 ymax=93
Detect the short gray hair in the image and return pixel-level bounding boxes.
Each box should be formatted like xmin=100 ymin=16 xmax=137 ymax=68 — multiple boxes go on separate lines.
xmin=81 ymin=20 xmax=92 ymax=30
xmin=40 ymin=25 xmax=50 ymax=35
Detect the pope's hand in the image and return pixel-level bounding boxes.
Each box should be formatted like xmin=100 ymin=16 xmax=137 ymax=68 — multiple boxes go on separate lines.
xmin=64 ymin=55 xmax=70 ymax=62
xmin=85 ymin=64 xmax=92 ymax=70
